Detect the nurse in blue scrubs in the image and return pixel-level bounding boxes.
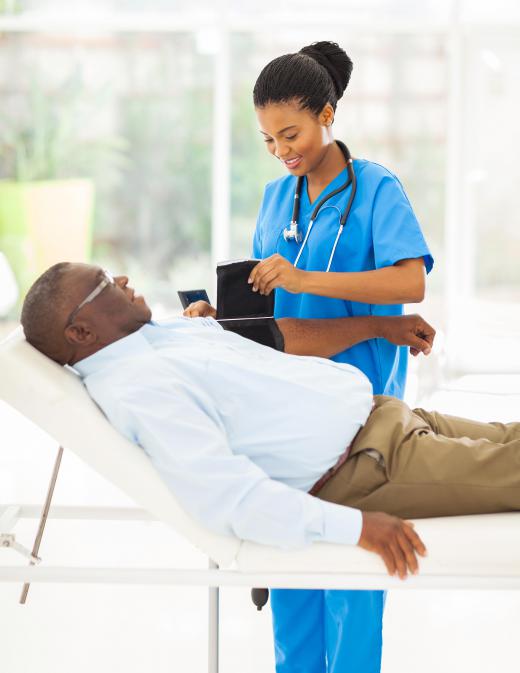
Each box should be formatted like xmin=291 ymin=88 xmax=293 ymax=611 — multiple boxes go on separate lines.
xmin=249 ymin=42 xmax=434 ymax=673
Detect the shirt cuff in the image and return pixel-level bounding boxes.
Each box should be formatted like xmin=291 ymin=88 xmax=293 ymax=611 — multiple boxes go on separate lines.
xmin=320 ymin=501 xmax=363 ymax=546
xmin=204 ymin=317 xmax=223 ymax=330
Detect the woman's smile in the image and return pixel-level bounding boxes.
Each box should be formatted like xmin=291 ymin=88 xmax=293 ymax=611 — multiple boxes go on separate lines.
xmin=281 ymin=155 xmax=303 ymax=170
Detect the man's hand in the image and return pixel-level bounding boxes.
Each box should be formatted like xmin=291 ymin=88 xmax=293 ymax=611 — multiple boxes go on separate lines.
xmin=358 ymin=511 xmax=427 ymax=579
xmin=379 ymin=314 xmax=435 ymax=356
xmin=183 ymin=301 xmax=217 ymax=319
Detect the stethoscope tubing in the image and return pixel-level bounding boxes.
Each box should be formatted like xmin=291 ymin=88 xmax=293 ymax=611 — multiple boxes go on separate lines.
xmin=286 ymin=142 xmax=357 ymax=272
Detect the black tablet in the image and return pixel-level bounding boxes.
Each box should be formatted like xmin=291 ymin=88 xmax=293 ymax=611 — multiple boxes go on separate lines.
xmin=177 ymin=289 xmax=210 ymax=310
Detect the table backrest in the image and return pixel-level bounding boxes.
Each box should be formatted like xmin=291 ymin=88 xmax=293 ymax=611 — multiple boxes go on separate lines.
xmin=0 ymin=328 xmax=240 ymax=566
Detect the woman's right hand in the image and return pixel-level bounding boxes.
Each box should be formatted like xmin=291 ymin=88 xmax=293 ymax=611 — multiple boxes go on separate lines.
xmin=183 ymin=301 xmax=217 ymax=319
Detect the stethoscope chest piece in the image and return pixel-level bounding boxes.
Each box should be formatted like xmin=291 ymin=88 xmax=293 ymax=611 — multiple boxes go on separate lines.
xmin=283 ymin=221 xmax=303 ymax=244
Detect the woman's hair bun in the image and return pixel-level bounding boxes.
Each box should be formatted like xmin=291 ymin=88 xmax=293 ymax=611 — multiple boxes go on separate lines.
xmin=299 ymin=41 xmax=353 ymax=99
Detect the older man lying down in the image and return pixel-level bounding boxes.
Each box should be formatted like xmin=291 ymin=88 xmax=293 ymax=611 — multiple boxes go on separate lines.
xmin=20 ymin=263 xmax=520 ymax=578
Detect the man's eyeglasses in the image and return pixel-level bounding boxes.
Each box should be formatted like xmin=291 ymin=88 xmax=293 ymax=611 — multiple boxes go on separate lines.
xmin=66 ymin=270 xmax=116 ymax=326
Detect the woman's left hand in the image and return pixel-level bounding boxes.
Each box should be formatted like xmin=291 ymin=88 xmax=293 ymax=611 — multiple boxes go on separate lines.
xmin=248 ymin=254 xmax=305 ymax=295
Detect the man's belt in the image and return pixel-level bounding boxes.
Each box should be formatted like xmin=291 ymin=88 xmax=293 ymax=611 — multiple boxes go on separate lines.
xmin=309 ymin=401 xmax=375 ymax=497
xmin=308 ymin=443 xmax=353 ymax=496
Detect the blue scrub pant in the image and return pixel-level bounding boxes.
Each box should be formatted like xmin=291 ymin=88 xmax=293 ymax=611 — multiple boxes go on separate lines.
xmin=271 ymin=589 xmax=385 ymax=673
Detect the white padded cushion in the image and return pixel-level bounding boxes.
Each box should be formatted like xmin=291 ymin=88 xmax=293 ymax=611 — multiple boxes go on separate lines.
xmin=237 ymin=513 xmax=520 ymax=579
xmin=0 ymin=329 xmax=240 ymax=567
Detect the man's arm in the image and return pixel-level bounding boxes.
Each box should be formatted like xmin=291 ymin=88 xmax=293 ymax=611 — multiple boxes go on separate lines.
xmin=183 ymin=301 xmax=435 ymax=358
xmin=277 ymin=314 xmax=435 ymax=358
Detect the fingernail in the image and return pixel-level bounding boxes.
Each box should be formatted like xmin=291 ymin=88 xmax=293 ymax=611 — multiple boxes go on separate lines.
xmin=248 ymin=277 xmax=252 ymax=283
xmin=252 ymin=286 xmax=258 ymax=292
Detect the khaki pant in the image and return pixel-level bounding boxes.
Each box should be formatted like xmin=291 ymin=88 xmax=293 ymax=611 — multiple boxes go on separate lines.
xmin=316 ymin=395 xmax=520 ymax=518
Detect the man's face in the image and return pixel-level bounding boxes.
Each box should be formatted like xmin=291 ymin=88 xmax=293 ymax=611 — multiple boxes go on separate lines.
xmin=64 ymin=263 xmax=152 ymax=335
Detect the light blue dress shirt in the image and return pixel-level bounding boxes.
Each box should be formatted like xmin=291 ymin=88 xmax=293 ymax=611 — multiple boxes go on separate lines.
xmin=74 ymin=318 xmax=373 ymax=549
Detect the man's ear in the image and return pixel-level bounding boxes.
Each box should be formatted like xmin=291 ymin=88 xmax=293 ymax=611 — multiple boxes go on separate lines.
xmin=64 ymin=321 xmax=97 ymax=346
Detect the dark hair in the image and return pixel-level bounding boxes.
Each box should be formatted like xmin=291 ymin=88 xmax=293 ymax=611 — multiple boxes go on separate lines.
xmin=253 ymin=41 xmax=353 ymax=115
xmin=21 ymin=262 xmax=72 ymax=358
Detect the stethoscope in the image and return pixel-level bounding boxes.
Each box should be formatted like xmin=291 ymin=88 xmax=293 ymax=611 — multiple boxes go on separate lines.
xmin=283 ymin=140 xmax=357 ymax=272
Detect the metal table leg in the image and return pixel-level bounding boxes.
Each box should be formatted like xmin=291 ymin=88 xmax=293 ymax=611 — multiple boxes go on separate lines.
xmin=208 ymin=558 xmax=220 ymax=673
xmin=20 ymin=446 xmax=64 ymax=604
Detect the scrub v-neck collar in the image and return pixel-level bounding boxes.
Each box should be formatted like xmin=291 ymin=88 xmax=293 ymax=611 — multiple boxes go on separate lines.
xmin=301 ymin=167 xmax=349 ymax=213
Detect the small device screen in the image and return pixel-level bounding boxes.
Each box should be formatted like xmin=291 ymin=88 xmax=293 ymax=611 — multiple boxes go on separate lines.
xmin=177 ymin=289 xmax=210 ymax=310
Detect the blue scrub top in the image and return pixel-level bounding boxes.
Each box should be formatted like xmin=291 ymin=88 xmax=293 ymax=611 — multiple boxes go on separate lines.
xmin=252 ymin=159 xmax=434 ymax=399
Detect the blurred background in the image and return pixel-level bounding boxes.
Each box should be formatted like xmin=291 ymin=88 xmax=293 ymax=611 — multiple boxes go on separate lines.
xmin=1 ymin=1 xmax=520 ymax=672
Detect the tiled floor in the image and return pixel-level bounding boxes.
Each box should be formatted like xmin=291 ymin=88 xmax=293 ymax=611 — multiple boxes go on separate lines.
xmin=1 ymin=324 xmax=520 ymax=672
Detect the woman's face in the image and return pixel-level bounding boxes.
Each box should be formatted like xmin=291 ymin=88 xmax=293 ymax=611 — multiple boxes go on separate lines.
xmin=256 ymin=100 xmax=334 ymax=177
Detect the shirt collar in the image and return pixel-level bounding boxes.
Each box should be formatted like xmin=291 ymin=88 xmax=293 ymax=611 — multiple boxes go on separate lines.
xmin=72 ymin=323 xmax=154 ymax=379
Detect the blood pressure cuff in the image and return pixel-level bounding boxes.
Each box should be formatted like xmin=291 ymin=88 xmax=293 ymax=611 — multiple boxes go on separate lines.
xmin=216 ymin=259 xmax=274 ymax=319
xmin=213 ymin=259 xmax=283 ymax=350
xmin=217 ymin=317 xmax=285 ymax=352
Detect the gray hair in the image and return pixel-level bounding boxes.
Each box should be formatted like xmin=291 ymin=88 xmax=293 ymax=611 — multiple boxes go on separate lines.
xmin=21 ymin=262 xmax=72 ymax=359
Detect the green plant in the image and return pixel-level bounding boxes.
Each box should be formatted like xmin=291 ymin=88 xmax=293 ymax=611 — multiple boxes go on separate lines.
xmin=0 ymin=68 xmax=128 ymax=182
xmin=114 ymin=84 xmax=213 ymax=270
xmin=0 ymin=0 xmax=22 ymax=15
